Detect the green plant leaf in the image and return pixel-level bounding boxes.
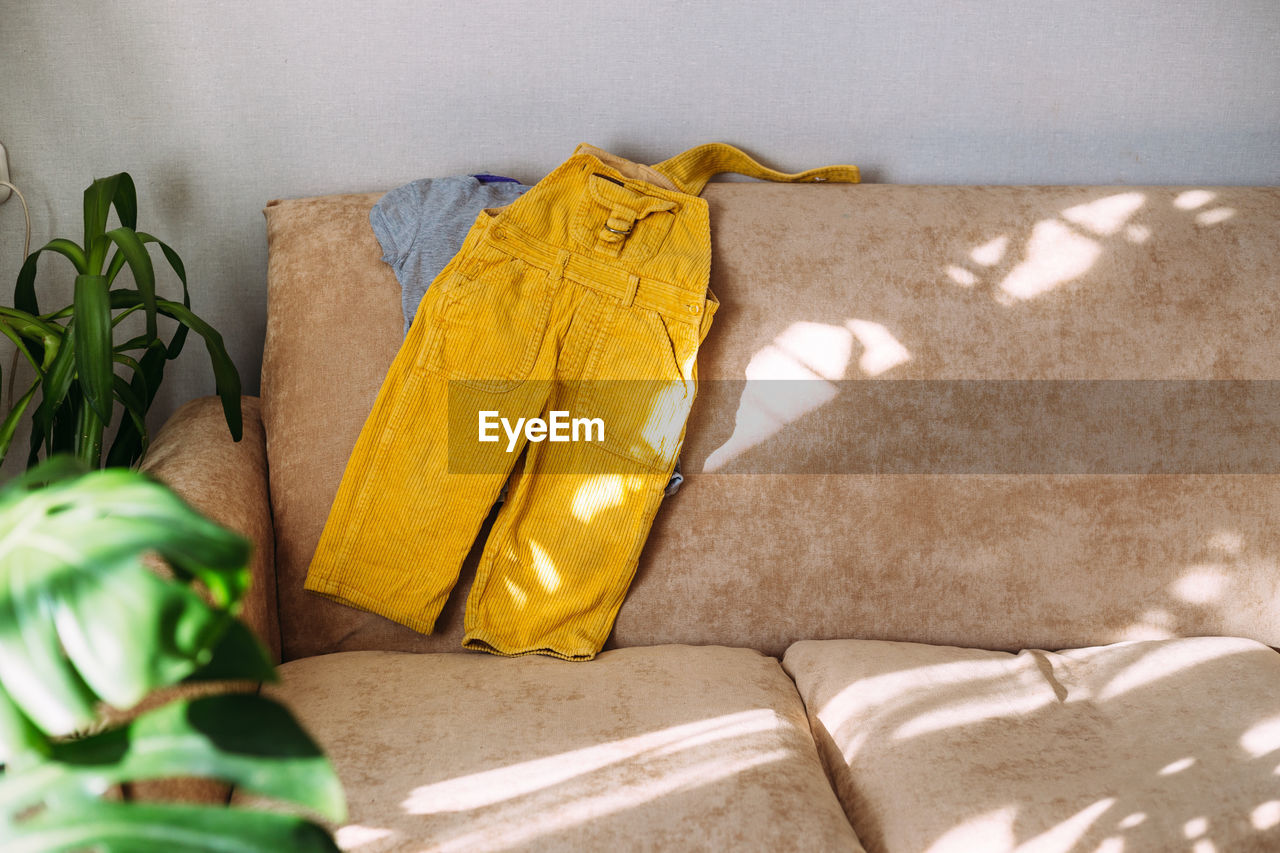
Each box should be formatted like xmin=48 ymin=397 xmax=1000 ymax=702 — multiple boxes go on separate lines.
xmin=0 ymin=555 xmax=101 ymax=736
xmin=110 ymin=292 xmax=242 ymax=442
xmin=0 ymin=307 xmax=63 ymax=343
xmin=138 ymin=233 xmax=191 ymax=358
xmin=159 ymin=298 xmax=241 ymax=441
xmin=30 ymin=328 xmax=75 ymax=463
xmin=72 ymin=275 xmax=113 ymax=425
xmin=3 ymin=454 xmax=90 ymax=492
xmin=0 ymin=379 xmax=41 ymax=467
xmin=105 ymin=228 xmax=158 ymax=339
xmin=105 ymin=364 xmax=151 ymax=468
xmin=0 ymin=319 xmax=43 ymax=375
xmin=47 ymin=388 xmax=81 ymax=462
xmin=109 ymin=373 xmax=150 ymax=465
xmin=106 ymin=342 xmax=167 ymax=468
xmin=0 ymin=465 xmax=250 ymax=738
xmin=137 ymin=340 xmax=167 ymax=405
xmin=83 ymin=175 xmax=123 ymax=270
xmin=184 ymin=619 xmax=277 ymax=684
xmin=105 ymin=244 xmax=128 ymax=286
xmin=39 ymin=694 xmax=342 ymax=820
xmin=0 ymin=671 xmax=50 ymax=768
xmin=14 ymin=240 xmax=90 ymax=316
xmin=112 ymin=172 xmax=138 ymax=231
xmin=1 ymin=799 xmax=340 ymax=853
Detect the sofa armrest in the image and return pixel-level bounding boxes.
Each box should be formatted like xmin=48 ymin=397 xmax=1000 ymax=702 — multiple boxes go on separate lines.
xmin=140 ymin=395 xmax=280 ymax=664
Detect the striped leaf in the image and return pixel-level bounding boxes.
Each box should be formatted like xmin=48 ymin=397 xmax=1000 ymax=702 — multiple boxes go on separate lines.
xmin=71 ymin=275 xmax=113 ymax=425
xmin=104 ymin=228 xmax=158 ymax=339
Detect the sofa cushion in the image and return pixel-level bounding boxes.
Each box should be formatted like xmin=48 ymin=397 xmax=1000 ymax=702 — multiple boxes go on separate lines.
xmin=783 ymin=636 xmax=1280 ymax=853
xmin=235 ymin=644 xmax=863 ymax=852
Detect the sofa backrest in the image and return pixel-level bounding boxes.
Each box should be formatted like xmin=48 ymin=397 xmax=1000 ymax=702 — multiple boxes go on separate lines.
xmin=262 ymin=184 xmax=1280 ymax=662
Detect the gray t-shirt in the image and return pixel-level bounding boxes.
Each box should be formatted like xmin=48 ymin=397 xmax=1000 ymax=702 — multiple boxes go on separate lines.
xmin=371 ymin=175 xmax=529 ymax=335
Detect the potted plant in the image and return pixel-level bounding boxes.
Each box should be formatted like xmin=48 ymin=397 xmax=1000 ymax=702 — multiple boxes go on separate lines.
xmin=0 ymin=172 xmax=240 ymax=469
xmin=0 ymin=458 xmax=344 ymax=850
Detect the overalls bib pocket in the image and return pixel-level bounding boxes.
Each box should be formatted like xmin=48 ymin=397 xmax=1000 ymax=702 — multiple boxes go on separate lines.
xmin=572 ymin=173 xmax=679 ymax=263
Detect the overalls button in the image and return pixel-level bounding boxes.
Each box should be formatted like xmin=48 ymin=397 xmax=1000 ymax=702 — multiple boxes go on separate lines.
xmin=688 ymin=304 xmax=700 ymax=314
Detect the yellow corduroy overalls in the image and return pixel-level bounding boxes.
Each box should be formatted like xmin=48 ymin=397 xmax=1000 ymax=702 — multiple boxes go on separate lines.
xmin=305 ymin=143 xmax=860 ymax=659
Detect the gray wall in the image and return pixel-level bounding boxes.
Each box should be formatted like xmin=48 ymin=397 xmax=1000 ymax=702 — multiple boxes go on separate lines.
xmin=1 ymin=1 xmax=1278 ymax=459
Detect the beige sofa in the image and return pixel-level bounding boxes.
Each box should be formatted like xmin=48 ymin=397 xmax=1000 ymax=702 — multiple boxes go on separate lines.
xmin=143 ymin=183 xmax=1280 ymax=852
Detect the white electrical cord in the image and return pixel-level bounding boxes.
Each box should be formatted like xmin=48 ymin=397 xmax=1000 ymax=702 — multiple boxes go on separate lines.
xmin=1 ymin=180 xmax=32 ymax=410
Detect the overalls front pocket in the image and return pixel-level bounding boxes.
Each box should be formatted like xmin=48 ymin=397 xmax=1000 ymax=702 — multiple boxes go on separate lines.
xmin=424 ymin=240 xmax=553 ymax=393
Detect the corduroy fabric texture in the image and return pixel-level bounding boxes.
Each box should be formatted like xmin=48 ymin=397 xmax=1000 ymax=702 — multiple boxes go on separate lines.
xmin=302 ymin=144 xmax=860 ymax=660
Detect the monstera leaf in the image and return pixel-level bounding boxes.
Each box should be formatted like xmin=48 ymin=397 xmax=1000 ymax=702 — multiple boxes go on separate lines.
xmin=0 ymin=460 xmax=344 ymax=851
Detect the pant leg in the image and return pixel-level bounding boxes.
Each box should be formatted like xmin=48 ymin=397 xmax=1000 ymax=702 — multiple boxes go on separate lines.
xmin=462 ymin=291 xmax=707 ymax=659
xmin=304 ymin=221 xmax=555 ymax=633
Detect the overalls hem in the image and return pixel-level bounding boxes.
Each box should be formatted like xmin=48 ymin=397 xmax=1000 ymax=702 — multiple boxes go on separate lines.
xmin=304 ymin=573 xmax=442 ymax=635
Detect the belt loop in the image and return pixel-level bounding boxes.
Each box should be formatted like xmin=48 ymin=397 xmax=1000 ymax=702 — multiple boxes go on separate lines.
xmin=621 ymin=274 xmax=640 ymax=307
xmin=556 ymin=249 xmax=572 ymax=282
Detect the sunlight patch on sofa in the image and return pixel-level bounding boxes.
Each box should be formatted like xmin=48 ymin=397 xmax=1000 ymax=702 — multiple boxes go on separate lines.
xmin=1018 ymin=796 xmax=1116 ymax=853
xmin=773 ymin=321 xmax=854 ymax=380
xmin=997 ymin=219 xmax=1102 ymax=303
xmin=1116 ymin=609 xmax=1176 ymax=642
xmin=1159 ymin=757 xmax=1197 ymax=776
xmin=971 ymin=234 xmax=1009 ymax=266
xmin=1240 ymin=715 xmax=1280 ymax=758
xmin=817 ymin=657 xmax=1023 ymax=759
xmin=704 ymin=317 xmax=910 ymax=471
xmin=1196 ymin=207 xmax=1236 ymax=226
xmin=946 ymin=265 xmax=979 ymax=286
xmin=1175 ymin=190 xmax=1217 ymax=210
xmin=1124 ymin=223 xmax=1152 ymax=243
xmin=923 ymin=806 xmax=1017 ymax=852
xmin=702 ymin=329 xmax=840 ymax=471
xmin=1097 ymin=640 xmax=1249 ymax=701
xmin=421 ymin=746 xmax=789 ymax=853
xmin=1170 ymin=565 xmax=1228 ymax=604
xmin=1207 ymin=530 xmax=1244 ymax=556
xmin=1185 ymin=815 xmax=1210 ymax=839
xmin=926 ymin=797 xmax=1117 ymax=853
xmin=1060 ymin=193 xmax=1146 ymax=236
xmin=399 ymin=709 xmax=786 ymax=815
xmin=334 ymin=824 xmax=396 ymax=850
xmin=892 ymin=683 xmax=1055 ymax=741
xmin=1251 ymin=800 xmax=1280 ymax=831
xmin=847 ymin=319 xmax=912 ymax=376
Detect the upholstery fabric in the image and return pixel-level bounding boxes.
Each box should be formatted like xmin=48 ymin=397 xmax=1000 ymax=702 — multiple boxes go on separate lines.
xmin=141 ymin=395 xmax=280 ymax=663
xmin=783 ymin=636 xmax=1280 ymax=853
xmin=261 ymin=185 xmax=1280 ymax=661
xmin=137 ymin=396 xmax=277 ymax=805
xmin=233 ymin=644 xmax=863 ymax=852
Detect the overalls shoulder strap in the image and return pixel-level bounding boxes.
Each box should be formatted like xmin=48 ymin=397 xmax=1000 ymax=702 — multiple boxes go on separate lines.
xmin=652 ymin=142 xmax=861 ymax=196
